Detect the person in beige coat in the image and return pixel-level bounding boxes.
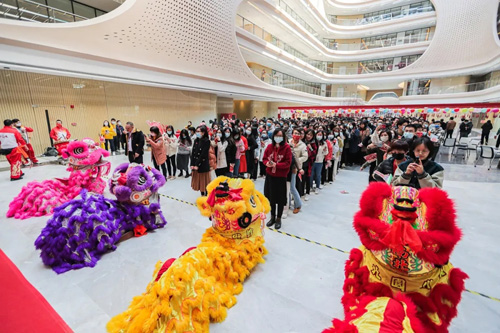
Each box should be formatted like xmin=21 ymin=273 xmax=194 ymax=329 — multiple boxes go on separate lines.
xmin=145 ymin=126 xmax=167 ymax=178
xmin=163 ymin=125 xmax=178 ymax=179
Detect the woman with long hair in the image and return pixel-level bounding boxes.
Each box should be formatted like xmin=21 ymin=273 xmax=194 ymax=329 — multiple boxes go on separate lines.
xmin=303 ymin=129 xmax=317 ymax=201
xmin=145 ymin=126 xmax=167 ymax=178
xmin=100 ymin=120 xmax=116 ymax=152
xmin=311 ymin=130 xmax=328 ymax=194
xmin=224 ymin=127 xmax=236 ymax=176
xmin=213 ymin=128 xmax=228 ymax=176
xmin=392 ymin=136 xmax=444 ymax=189
xmin=164 ymin=125 xmax=178 ymax=179
xmin=191 ymin=126 xmax=211 ymax=196
xmin=264 ymin=128 xmax=292 ymax=230
xmin=245 ymin=126 xmax=259 ymax=180
xmin=177 ymin=129 xmax=192 ymax=178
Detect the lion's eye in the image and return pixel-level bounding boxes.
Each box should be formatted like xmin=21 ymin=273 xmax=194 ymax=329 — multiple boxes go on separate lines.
xmin=74 ymin=147 xmax=84 ymax=155
xmin=138 ymin=176 xmax=146 ymax=186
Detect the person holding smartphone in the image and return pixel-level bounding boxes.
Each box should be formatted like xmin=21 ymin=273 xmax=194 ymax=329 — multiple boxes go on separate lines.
xmin=392 ymin=136 xmax=444 ymax=189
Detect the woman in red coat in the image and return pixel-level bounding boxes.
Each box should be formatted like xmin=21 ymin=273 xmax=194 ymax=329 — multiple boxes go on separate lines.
xmin=238 ymin=127 xmax=248 ymax=176
xmin=263 ymin=128 xmax=292 ymax=230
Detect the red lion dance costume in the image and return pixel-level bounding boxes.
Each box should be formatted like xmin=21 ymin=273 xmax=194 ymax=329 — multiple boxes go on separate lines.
xmin=324 ymin=182 xmax=468 ymax=333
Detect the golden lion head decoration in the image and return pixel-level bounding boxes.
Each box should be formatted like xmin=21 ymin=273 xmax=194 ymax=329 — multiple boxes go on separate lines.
xmin=196 ymin=176 xmax=270 ymax=241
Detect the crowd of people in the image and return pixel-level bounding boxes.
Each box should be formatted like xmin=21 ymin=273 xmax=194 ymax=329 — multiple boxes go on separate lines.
xmin=1 ymin=113 xmax=498 ymax=229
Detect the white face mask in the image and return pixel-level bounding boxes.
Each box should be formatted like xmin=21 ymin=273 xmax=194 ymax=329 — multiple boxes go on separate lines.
xmin=246 ymin=129 xmax=251 ymax=135
xmin=381 ymin=136 xmax=389 ymax=142
xmin=328 ymin=135 xmax=334 ymax=140
xmin=167 ymin=130 xmax=172 ymax=135
xmin=117 ymin=122 xmax=121 ymax=126
xmin=111 ymin=121 xmax=116 ymax=125
xmin=225 ymin=132 xmax=230 ymax=138
xmin=316 ymin=135 xmax=323 ymax=141
xmin=216 ymin=133 xmax=222 ymax=138
xmin=104 ymin=122 xmax=109 ymax=126
xmin=274 ymin=136 xmax=283 ymax=144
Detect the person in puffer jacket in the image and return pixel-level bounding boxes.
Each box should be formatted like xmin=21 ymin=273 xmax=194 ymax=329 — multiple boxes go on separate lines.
xmin=373 ymin=140 xmax=409 ymax=183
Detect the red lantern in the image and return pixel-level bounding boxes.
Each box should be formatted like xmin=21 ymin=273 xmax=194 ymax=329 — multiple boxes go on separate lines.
xmin=454 ymin=108 xmax=459 ymax=112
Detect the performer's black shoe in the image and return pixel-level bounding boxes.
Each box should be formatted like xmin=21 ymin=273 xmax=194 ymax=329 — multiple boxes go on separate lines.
xmin=275 ymin=217 xmax=282 ymax=230
xmin=266 ymin=216 xmax=276 ymax=227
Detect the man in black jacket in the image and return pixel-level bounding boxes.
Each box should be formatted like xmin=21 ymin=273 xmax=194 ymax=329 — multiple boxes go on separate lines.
xmin=125 ymin=121 xmax=144 ymax=163
xmin=481 ymin=120 xmax=493 ymax=145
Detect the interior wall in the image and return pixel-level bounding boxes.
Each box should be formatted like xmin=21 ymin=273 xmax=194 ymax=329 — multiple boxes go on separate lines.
xmin=0 ymin=70 xmax=216 ymax=155
xmin=233 ymin=100 xmax=252 ymax=120
xmin=216 ymin=97 xmax=234 ymax=118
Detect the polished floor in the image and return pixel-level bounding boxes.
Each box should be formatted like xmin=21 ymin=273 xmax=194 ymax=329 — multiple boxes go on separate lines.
xmin=1 ymin=152 xmax=499 ymax=333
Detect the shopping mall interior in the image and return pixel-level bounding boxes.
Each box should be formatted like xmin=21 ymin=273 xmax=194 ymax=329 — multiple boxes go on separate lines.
xmin=0 ymin=0 xmax=499 ymax=332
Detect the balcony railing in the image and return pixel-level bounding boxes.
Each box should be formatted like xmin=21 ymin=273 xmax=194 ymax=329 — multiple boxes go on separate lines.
xmin=323 ymin=29 xmax=433 ymax=51
xmin=277 ymin=0 xmax=318 ymax=36
xmin=249 ymin=68 xmax=363 ymax=102
xmin=0 ymin=0 xmax=102 ymax=23
xmin=405 ymin=78 xmax=500 ymax=96
xmin=328 ymin=5 xmax=434 ymax=26
xmin=236 ymin=14 xmax=422 ymax=76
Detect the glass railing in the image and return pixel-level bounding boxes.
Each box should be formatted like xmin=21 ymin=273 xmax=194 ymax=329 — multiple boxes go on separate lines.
xmin=406 ymin=78 xmax=500 ymax=96
xmin=323 ymin=29 xmax=433 ymax=51
xmin=0 ymin=0 xmax=104 ymax=23
xmin=277 ymin=0 xmax=318 ymax=36
xmin=328 ymin=6 xmax=434 ymax=26
xmin=249 ymin=67 xmax=363 ymax=101
xmin=236 ymin=14 xmax=423 ymax=76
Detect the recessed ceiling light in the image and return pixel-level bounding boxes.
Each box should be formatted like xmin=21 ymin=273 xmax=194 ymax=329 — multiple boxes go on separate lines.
xmin=72 ymin=83 xmax=85 ymax=89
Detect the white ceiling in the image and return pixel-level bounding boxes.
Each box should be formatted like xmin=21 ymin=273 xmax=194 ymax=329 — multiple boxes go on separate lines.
xmin=74 ymin=0 xmax=122 ymax=12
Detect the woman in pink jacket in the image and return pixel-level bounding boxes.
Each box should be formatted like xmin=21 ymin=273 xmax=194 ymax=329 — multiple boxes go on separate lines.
xmin=145 ymin=126 xmax=167 ymax=178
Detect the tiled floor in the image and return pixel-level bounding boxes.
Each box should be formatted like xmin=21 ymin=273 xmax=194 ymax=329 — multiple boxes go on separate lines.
xmin=1 ymin=152 xmax=499 ymax=332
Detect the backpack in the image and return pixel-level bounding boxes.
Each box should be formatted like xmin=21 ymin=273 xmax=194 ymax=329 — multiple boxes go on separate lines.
xmin=44 ymin=147 xmax=58 ymax=157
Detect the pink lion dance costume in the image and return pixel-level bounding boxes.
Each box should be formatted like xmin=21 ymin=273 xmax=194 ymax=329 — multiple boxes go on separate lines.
xmin=324 ymin=182 xmax=468 ymax=333
xmin=7 ymin=139 xmax=110 ymax=220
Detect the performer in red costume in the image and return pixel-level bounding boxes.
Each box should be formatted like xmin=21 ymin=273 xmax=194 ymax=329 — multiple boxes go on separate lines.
xmin=0 ymin=119 xmax=26 ymax=181
xmin=12 ymin=118 xmax=39 ymax=165
xmin=49 ymin=119 xmax=71 ymax=156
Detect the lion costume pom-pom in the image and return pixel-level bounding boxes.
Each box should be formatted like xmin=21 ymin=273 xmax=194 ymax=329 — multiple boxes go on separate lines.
xmin=324 ymin=182 xmax=468 ymax=333
xmin=107 ymin=176 xmax=270 ymax=333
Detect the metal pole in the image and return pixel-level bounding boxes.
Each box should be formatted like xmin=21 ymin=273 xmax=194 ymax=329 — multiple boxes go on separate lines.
xmin=45 ymin=109 xmax=53 ymax=146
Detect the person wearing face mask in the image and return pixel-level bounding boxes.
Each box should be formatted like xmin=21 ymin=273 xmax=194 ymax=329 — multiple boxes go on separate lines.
xmin=177 ymin=129 xmax=192 ymax=178
xmin=244 ymin=127 xmax=258 ymax=180
xmin=190 ymin=126 xmax=211 ymax=196
xmin=212 ymin=129 xmax=228 ymax=176
xmin=232 ymin=129 xmax=245 ymax=177
xmin=258 ymin=131 xmax=272 ymax=178
xmin=325 ymin=132 xmax=339 ymax=184
xmin=392 ymin=136 xmax=444 ymax=189
xmin=364 ymin=130 xmax=392 ymax=182
xmin=288 ymin=129 xmax=308 ymax=214
xmin=303 ymin=129 xmax=317 ymax=200
xmin=115 ymin=120 xmax=125 ymax=151
xmin=12 ymin=118 xmax=39 ymax=165
xmin=224 ymin=128 xmax=237 ymax=176
xmin=264 ymin=129 xmax=292 ymax=230
xmin=50 ymin=119 xmax=71 ymax=156
xmin=373 ymin=140 xmax=409 ymax=182
xmin=402 ymin=124 xmax=417 ymax=147
xmin=311 ymin=131 xmax=328 ymax=195
xmin=0 ymin=119 xmax=27 ymax=181
xmin=110 ymin=118 xmax=119 ymax=155
xmin=347 ymin=123 xmax=360 ymax=166
xmin=100 ymin=120 xmax=116 ymax=153
xmin=237 ymin=127 xmax=248 ymax=178
xmin=144 ymin=126 xmax=167 ymax=179
xmin=321 ymin=131 xmax=334 ymax=187
xmin=163 ymin=125 xmax=178 ymax=180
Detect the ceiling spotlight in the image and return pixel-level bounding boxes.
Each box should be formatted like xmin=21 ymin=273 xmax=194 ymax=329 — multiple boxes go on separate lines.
xmin=72 ymin=83 xmax=85 ymax=89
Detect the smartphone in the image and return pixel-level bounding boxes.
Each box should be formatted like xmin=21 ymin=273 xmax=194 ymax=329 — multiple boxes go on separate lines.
xmin=414 ymin=157 xmax=420 ymax=164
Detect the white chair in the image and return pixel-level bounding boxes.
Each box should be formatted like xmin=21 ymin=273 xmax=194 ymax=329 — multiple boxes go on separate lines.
xmin=452 ymin=137 xmax=468 ymax=156
xmin=474 ymin=146 xmax=500 ymax=170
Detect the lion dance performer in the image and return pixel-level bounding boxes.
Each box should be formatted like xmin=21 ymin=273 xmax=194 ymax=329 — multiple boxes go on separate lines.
xmin=107 ymin=176 xmax=270 ymax=333
xmin=35 ymin=163 xmax=167 ymax=274
xmin=7 ymin=139 xmax=110 ymax=219
xmin=324 ymin=182 xmax=468 ymax=333
xmin=0 ymin=119 xmax=26 ymax=181
xmin=50 ymin=119 xmax=71 ymax=156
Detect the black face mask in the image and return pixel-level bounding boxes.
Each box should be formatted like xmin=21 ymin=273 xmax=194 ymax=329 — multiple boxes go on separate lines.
xmin=393 ymin=153 xmax=405 ymax=160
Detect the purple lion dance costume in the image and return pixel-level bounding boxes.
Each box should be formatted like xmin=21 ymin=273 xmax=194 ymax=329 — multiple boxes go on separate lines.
xmin=34 ymin=163 xmax=167 ymax=274
xmin=7 ymin=139 xmax=110 ymax=220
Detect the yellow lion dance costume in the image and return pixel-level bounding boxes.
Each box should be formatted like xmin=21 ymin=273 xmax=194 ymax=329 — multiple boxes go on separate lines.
xmin=107 ymin=176 xmax=270 ymax=332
